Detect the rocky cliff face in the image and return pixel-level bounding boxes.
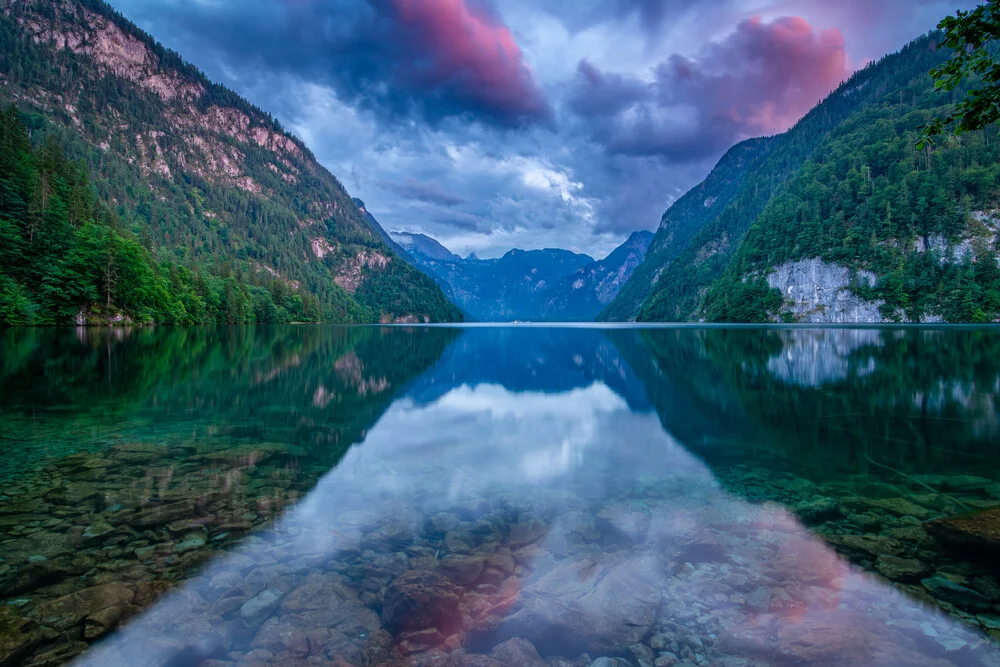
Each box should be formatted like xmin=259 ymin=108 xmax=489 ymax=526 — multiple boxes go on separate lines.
xmin=539 ymin=231 xmax=654 ymax=321
xmin=765 ymin=259 xmax=887 ymax=324
xmin=0 ymin=0 xmax=460 ymax=323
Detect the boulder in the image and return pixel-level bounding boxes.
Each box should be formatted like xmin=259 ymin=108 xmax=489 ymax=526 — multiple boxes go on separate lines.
xmin=843 ymin=497 xmax=934 ymax=521
xmin=489 ymin=637 xmax=547 ymax=667
xmin=925 ymin=506 xmax=1000 ymax=558
xmin=501 ymin=556 xmax=661 ymax=655
xmin=792 ymin=498 xmax=842 ymax=523
xmin=240 ymin=589 xmax=284 ymax=627
xmin=0 ymin=607 xmax=50 ymax=666
xmin=127 ymin=501 xmax=197 ymax=528
xmin=921 ymin=576 xmax=992 ymax=611
xmin=508 ymin=519 xmax=548 ymax=550
xmin=428 ymin=513 xmax=461 ymax=534
xmin=256 ymin=576 xmax=391 ymax=665
xmin=31 ymin=582 xmax=135 ymax=632
xmin=875 ymin=556 xmax=932 ymax=583
xmin=382 ymin=569 xmax=463 ymax=634
xmin=437 ymin=555 xmax=486 ymax=586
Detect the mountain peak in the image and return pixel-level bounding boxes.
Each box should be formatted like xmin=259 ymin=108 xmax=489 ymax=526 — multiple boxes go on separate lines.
xmin=392 ymin=232 xmax=461 ymax=262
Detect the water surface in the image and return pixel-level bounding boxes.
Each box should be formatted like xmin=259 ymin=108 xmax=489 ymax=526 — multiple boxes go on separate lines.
xmin=2 ymin=325 xmax=1000 ymax=666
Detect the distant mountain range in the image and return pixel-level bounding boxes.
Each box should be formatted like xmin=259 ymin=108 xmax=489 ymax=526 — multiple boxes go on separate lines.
xmin=382 ymin=228 xmax=653 ymax=321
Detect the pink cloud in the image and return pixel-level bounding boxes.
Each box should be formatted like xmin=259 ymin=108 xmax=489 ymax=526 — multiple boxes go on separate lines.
xmin=389 ymin=0 xmax=551 ymax=125
xmin=665 ymin=15 xmax=850 ymax=136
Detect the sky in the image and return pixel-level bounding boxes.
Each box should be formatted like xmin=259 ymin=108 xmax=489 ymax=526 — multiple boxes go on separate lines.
xmin=107 ymin=0 xmax=979 ymax=259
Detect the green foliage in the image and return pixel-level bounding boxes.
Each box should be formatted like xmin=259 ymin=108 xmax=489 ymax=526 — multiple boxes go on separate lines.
xmin=921 ymin=2 xmax=1000 ymax=147
xmin=0 ymin=107 xmax=335 ymax=325
xmin=704 ymin=80 xmax=1000 ymax=323
xmin=631 ymin=33 xmax=1000 ymax=324
xmin=0 ymin=1 xmax=461 ymax=325
xmin=598 ymin=137 xmax=778 ymax=322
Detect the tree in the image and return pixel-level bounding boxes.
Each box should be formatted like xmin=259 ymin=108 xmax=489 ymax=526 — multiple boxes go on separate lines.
xmin=920 ymin=1 xmax=1000 ymax=148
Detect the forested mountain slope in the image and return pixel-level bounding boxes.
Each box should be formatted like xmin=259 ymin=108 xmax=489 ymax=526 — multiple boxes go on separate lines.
xmin=604 ymin=35 xmax=998 ymax=324
xmin=597 ymin=138 xmax=776 ymax=322
xmin=702 ymin=73 xmax=1000 ymax=323
xmin=0 ymin=0 xmax=461 ymax=325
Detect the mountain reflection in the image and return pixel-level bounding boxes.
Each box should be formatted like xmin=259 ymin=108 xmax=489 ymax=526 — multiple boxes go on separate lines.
xmin=70 ymin=327 xmax=1000 ymax=666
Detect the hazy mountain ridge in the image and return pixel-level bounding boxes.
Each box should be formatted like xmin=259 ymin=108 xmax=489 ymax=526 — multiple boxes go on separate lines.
xmin=391 ymin=230 xmax=653 ymax=321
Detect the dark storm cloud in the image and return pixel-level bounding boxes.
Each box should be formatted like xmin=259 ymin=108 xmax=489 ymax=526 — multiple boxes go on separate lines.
xmin=116 ymin=0 xmax=551 ymax=129
xmin=386 ymin=177 xmax=468 ymax=207
xmin=568 ymin=16 xmax=849 ymax=161
xmin=108 ymin=0 xmax=978 ymax=258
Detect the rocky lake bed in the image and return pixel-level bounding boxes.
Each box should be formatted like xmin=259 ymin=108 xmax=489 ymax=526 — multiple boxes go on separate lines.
xmin=3 ymin=432 xmax=1000 ymax=667
xmin=3 ymin=325 xmax=1000 ymax=666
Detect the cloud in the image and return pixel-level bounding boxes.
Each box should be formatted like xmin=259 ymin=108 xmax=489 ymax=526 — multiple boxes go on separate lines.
xmin=107 ymin=0 xmax=974 ymax=260
xmin=568 ymin=16 xmax=850 ymax=161
xmin=386 ymin=0 xmax=553 ymax=126
xmin=114 ymin=0 xmax=551 ymax=129
xmin=385 ymin=177 xmax=468 ymax=206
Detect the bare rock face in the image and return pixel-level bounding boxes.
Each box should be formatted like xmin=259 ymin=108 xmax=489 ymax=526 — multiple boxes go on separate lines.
xmin=765 ymin=259 xmax=886 ymax=323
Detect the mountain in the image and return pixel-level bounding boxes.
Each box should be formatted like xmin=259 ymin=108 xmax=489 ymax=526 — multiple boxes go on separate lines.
xmin=352 ymin=198 xmax=414 ymax=264
xmin=393 ymin=231 xmax=654 ymax=321
xmin=597 ymin=138 xmax=777 ymax=322
xmin=539 ymin=230 xmax=654 ymax=321
xmin=0 ymin=0 xmax=461 ymax=325
xmin=396 ymin=238 xmax=593 ymax=321
xmin=395 ymin=232 xmax=462 ymax=262
xmin=604 ymin=34 xmax=1000 ymax=324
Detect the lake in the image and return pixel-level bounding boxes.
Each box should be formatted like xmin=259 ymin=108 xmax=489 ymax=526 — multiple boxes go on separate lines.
xmin=2 ymin=325 xmax=1000 ymax=666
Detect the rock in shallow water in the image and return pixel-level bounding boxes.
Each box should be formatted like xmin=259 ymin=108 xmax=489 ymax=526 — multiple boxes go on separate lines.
xmin=0 ymin=607 xmax=50 ymax=666
xmin=489 ymin=637 xmax=547 ymax=667
xmin=501 ymin=556 xmax=661 ymax=655
xmin=875 ymin=555 xmax=932 ymax=583
xmin=925 ymin=506 xmax=1000 ymax=558
xmin=239 ymin=588 xmax=284 ymax=627
xmin=382 ymin=569 xmax=463 ymax=634
xmin=920 ymin=576 xmax=992 ymax=611
xmin=30 ymin=582 xmax=135 ymax=632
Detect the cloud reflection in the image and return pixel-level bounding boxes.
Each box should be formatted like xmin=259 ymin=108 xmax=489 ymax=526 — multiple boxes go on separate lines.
xmin=77 ymin=371 xmax=997 ymax=666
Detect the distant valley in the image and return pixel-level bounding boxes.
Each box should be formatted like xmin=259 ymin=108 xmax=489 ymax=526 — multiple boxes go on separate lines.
xmin=381 ymin=227 xmax=653 ymax=321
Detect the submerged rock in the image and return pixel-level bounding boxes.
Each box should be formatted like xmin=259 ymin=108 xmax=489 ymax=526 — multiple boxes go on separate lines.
xmin=489 ymin=637 xmax=547 ymax=667
xmin=792 ymin=498 xmax=842 ymax=523
xmin=31 ymin=582 xmax=135 ymax=632
xmin=0 ymin=607 xmax=50 ymax=666
xmin=875 ymin=556 xmax=932 ymax=583
xmin=925 ymin=506 xmax=1000 ymax=558
xmin=239 ymin=588 xmax=284 ymax=627
xmin=920 ymin=576 xmax=992 ymax=611
xmin=503 ymin=556 xmax=661 ymax=655
xmin=382 ymin=569 xmax=463 ymax=634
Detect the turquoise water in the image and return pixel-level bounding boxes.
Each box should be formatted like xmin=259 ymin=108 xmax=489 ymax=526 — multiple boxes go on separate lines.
xmin=1 ymin=326 xmax=999 ymax=666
